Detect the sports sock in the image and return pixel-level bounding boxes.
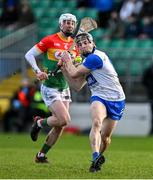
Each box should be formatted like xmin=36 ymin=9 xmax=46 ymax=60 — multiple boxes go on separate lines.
xmin=38 ymin=152 xmax=45 ymax=157
xmin=37 ymin=118 xmax=50 ymax=128
xmin=92 ymin=152 xmax=99 ymax=161
xmin=40 ymin=143 xmax=51 ymax=155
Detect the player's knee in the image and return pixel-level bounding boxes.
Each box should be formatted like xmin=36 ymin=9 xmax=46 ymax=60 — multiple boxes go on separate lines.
xmin=93 ymin=118 xmax=102 ymax=130
xmin=59 ymin=120 xmax=68 ymax=126
xmin=59 ymin=114 xmax=71 ymax=126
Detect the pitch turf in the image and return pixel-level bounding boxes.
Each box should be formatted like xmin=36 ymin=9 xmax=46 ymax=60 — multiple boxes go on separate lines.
xmin=0 ymin=133 xmax=153 ymax=179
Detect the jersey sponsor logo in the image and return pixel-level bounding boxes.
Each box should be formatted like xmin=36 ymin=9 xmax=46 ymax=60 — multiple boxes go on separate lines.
xmin=86 ymin=74 xmax=97 ymax=86
xmin=54 ymin=43 xmax=61 ymax=47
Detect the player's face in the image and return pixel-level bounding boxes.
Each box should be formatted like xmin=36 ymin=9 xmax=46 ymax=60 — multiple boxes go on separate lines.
xmin=77 ymin=39 xmax=94 ymax=55
xmin=61 ymin=20 xmax=76 ymax=34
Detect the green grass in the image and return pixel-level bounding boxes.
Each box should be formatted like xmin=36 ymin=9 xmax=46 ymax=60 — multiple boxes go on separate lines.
xmin=0 ymin=133 xmax=153 ymax=179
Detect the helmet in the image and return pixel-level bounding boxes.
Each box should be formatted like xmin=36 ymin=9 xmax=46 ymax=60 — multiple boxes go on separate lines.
xmin=59 ymin=13 xmax=77 ymax=37
xmin=75 ymin=32 xmax=93 ymax=44
xmin=59 ymin=13 xmax=77 ymax=25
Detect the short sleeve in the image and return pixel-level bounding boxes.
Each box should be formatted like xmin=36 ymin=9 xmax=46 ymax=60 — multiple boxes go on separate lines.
xmin=36 ymin=36 xmax=51 ymax=52
xmin=83 ymin=54 xmax=103 ymax=71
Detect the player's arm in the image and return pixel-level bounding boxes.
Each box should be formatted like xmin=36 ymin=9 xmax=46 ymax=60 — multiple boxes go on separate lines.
xmin=65 ymin=53 xmax=103 ymax=78
xmin=61 ymin=51 xmax=91 ymax=78
xmin=62 ymin=68 xmax=86 ymax=91
xmin=25 ymin=46 xmax=48 ymax=80
xmin=25 ymin=46 xmax=42 ymax=73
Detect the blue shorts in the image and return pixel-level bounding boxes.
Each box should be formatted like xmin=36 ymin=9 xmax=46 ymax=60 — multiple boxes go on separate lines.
xmin=90 ymin=96 xmax=125 ymax=120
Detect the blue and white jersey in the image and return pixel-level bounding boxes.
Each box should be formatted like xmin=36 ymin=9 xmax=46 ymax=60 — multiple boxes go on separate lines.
xmin=83 ymin=49 xmax=125 ymax=101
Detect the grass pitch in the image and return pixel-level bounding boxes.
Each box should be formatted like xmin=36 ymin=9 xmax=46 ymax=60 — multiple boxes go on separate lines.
xmin=0 ymin=133 xmax=153 ymax=179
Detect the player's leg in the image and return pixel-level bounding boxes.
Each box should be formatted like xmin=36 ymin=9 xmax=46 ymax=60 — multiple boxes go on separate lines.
xmin=34 ymin=99 xmax=71 ymax=130
xmin=35 ymin=127 xmax=64 ymax=163
xmin=45 ymin=126 xmax=64 ymax=147
xmin=46 ymin=100 xmax=70 ymax=127
xmin=39 ymin=86 xmax=71 ymax=127
xmin=33 ymin=86 xmax=71 ymax=163
xmin=89 ymin=101 xmax=106 ymax=158
xmin=35 ymin=101 xmax=70 ymax=162
xmin=100 ymin=118 xmax=118 ymax=154
xmin=30 ymin=86 xmax=71 ymax=141
xmin=100 ymin=99 xmax=125 ymax=153
xmin=32 ymin=100 xmax=70 ymax=128
xmin=89 ymin=101 xmax=107 ymax=172
xmin=89 ymin=118 xmax=117 ymax=172
xmin=45 ymin=101 xmax=70 ymax=147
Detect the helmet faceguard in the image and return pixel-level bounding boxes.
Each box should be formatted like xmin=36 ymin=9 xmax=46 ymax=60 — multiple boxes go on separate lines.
xmin=59 ymin=13 xmax=77 ymax=37
xmin=75 ymin=33 xmax=95 ymax=57
xmin=75 ymin=33 xmax=93 ymax=44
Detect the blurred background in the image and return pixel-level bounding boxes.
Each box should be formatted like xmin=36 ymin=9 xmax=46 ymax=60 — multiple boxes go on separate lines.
xmin=0 ymin=0 xmax=153 ymax=136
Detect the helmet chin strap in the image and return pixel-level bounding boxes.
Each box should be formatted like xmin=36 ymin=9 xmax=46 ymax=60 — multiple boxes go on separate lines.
xmin=61 ymin=29 xmax=73 ymax=37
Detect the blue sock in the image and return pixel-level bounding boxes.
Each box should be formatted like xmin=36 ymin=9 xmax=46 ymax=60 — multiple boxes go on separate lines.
xmin=92 ymin=152 xmax=99 ymax=161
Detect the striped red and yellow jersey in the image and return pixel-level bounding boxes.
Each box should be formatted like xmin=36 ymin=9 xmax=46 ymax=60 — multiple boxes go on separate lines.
xmin=36 ymin=32 xmax=79 ymax=90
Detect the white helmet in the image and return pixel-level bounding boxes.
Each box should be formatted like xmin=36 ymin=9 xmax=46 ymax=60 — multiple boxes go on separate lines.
xmin=59 ymin=13 xmax=77 ymax=25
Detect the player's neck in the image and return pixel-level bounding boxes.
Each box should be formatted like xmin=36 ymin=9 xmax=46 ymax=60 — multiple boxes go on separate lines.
xmin=59 ymin=31 xmax=70 ymax=40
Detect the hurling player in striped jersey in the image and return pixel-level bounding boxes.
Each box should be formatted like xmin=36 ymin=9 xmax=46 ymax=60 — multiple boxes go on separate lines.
xmin=25 ymin=13 xmax=79 ymax=163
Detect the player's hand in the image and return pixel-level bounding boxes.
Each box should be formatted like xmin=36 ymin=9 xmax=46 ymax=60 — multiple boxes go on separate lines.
xmin=58 ymin=51 xmax=72 ymax=67
xmin=36 ymin=71 xmax=48 ymax=81
xmin=57 ymin=59 xmax=63 ymax=67
xmin=61 ymin=51 xmax=72 ymax=63
xmin=62 ymin=55 xmax=73 ymax=73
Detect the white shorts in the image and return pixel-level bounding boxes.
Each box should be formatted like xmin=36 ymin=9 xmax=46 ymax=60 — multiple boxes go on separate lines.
xmin=41 ymin=84 xmax=71 ymax=107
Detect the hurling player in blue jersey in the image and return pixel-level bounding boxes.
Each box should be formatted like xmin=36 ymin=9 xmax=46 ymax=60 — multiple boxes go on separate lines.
xmin=60 ymin=32 xmax=126 ymax=173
